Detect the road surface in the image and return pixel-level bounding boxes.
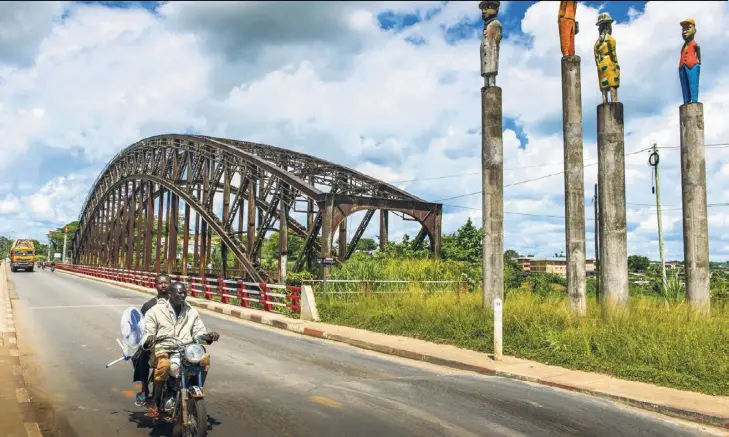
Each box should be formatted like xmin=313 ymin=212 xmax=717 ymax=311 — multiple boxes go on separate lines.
xmin=8 ymin=270 xmax=724 ymax=437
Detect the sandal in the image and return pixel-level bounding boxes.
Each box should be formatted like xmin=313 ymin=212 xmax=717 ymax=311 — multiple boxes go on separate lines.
xmin=134 ymin=392 xmax=147 ymax=407
xmin=145 ymin=408 xmax=160 ymax=419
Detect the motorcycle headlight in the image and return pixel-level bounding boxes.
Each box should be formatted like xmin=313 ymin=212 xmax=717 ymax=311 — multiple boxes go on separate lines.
xmin=184 ymin=344 xmax=206 ymax=364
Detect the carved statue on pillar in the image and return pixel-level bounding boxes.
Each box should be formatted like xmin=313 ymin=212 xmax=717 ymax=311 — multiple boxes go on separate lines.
xmin=679 ymin=19 xmax=701 ymax=104
xmin=594 ymin=12 xmax=620 ymax=103
xmin=480 ymin=1 xmax=502 ymax=87
xmin=558 ymin=1 xmax=579 ymax=57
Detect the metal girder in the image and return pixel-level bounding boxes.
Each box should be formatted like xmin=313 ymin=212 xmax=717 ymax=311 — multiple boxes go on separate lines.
xmin=79 ymin=174 xmax=264 ymax=282
xmin=345 ymin=209 xmax=375 ymax=260
xmin=74 ymin=134 xmax=443 ymax=280
xmin=411 ymin=228 xmax=428 ymax=251
xmin=293 ymin=212 xmax=322 ymax=273
xmin=251 ymin=192 xmax=280 ymax=260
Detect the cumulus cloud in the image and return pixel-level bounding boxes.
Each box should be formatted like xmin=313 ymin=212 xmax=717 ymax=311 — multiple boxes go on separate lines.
xmin=2 ymin=0 xmax=729 ymax=262
xmin=0 ymin=1 xmax=68 ymax=67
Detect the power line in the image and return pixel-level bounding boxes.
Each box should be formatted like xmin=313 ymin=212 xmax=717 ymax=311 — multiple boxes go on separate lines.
xmin=394 ymin=142 xmax=729 ymax=187
xmin=444 ymin=201 xmax=729 ymax=219
xmin=430 ymin=146 xmax=654 ymax=203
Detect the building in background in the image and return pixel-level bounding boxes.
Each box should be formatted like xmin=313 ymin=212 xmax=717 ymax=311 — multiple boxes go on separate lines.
xmin=513 ymin=257 xmax=596 ymax=277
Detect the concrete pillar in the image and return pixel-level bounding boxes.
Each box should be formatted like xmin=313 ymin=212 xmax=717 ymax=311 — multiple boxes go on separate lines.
xmin=247 ymin=179 xmax=256 ymax=256
xmin=432 ymin=204 xmax=443 ymax=258
xmin=561 ymin=56 xmax=587 ymax=316
xmin=279 ymin=186 xmax=288 ymax=285
xmin=482 ymin=86 xmax=504 ymax=308
xmin=379 ymin=209 xmax=388 ymax=250
xmin=338 ymin=216 xmax=347 ymax=261
xmin=680 ymin=103 xmax=710 ymax=313
xmin=597 ymin=103 xmax=629 ymax=310
xmin=319 ymin=195 xmax=334 ymax=280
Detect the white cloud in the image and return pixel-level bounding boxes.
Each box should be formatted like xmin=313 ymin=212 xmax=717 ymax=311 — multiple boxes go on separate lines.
xmin=2 ymin=1 xmax=729 ymax=262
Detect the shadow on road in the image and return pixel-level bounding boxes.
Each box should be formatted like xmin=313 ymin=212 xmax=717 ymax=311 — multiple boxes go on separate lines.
xmin=127 ymin=410 xmax=222 ymax=436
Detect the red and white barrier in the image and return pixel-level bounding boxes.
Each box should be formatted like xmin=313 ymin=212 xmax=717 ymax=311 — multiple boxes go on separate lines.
xmin=55 ymin=264 xmax=301 ymax=315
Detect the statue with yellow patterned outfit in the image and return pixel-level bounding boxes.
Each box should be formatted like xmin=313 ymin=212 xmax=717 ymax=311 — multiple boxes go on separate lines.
xmin=594 ymin=12 xmax=620 ymax=104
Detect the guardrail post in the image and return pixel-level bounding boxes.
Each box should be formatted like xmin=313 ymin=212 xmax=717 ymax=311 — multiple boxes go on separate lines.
xmin=259 ymin=283 xmax=271 ymax=312
xmin=190 ymin=277 xmax=199 ymax=298
xmin=456 ymin=281 xmax=461 ymax=304
xmin=204 ymin=277 xmax=212 ymax=300
xmin=219 ymin=278 xmax=228 ymax=304
xmin=237 ymin=280 xmax=248 ymax=308
xmin=287 ymin=286 xmax=301 ymax=313
xmin=364 ymin=280 xmax=370 ymax=297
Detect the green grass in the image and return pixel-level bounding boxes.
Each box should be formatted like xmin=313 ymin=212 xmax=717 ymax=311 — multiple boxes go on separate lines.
xmin=318 ymin=289 xmax=729 ymax=396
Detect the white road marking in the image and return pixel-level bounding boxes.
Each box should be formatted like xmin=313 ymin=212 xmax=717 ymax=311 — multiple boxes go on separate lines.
xmin=24 ymin=422 xmax=43 ymax=437
xmin=28 ymin=304 xmax=134 ymax=310
xmin=16 ymin=387 xmax=30 ymax=403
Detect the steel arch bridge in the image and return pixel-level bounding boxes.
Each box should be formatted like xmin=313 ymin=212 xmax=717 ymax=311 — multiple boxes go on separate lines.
xmin=72 ymin=134 xmax=443 ymax=282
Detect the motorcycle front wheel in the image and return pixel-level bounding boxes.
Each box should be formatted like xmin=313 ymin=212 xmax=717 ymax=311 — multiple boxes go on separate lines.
xmin=175 ymin=397 xmax=207 ymax=437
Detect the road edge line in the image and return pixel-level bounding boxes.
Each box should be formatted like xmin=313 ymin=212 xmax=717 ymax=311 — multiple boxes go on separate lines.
xmin=55 ymin=268 xmax=729 ymax=430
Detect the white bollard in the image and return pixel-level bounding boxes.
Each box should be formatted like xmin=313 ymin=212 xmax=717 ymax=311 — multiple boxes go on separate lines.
xmin=300 ymin=285 xmax=320 ymax=322
xmin=493 ymin=298 xmax=503 ymax=360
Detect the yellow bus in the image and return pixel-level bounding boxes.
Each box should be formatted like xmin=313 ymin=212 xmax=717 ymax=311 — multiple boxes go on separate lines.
xmin=10 ymin=239 xmax=35 ymax=272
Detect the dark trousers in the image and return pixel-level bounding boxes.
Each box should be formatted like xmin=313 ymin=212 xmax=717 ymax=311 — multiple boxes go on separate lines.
xmin=131 ymin=348 xmax=152 ymax=392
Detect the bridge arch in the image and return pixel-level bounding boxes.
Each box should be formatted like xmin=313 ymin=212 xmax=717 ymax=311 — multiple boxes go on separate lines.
xmin=72 ymin=134 xmax=443 ymax=281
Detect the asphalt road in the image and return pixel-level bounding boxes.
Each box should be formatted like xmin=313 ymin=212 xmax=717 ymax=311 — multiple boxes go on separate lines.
xmin=8 ymin=270 xmax=724 ymax=437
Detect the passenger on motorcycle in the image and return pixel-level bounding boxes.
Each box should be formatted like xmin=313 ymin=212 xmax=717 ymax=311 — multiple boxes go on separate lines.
xmin=132 ymin=273 xmax=171 ymax=406
xmin=142 ymin=281 xmax=220 ymax=419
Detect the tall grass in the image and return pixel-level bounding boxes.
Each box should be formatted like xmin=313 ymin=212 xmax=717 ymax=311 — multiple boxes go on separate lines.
xmin=319 ymin=290 xmax=729 ymax=396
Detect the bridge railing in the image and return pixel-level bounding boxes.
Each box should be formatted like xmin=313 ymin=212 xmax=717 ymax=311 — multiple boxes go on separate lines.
xmin=55 ymin=264 xmax=301 ymax=316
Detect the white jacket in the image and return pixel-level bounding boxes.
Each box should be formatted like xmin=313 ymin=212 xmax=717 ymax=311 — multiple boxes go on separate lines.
xmin=142 ymin=299 xmax=207 ymax=355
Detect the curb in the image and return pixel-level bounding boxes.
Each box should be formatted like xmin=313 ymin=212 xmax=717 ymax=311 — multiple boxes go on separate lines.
xmin=1 ymin=264 xmax=43 ymax=437
xmin=56 ymin=268 xmax=729 ymax=431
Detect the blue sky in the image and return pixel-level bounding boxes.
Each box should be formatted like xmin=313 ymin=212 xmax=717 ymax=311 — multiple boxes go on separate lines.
xmin=1 ymin=1 xmax=729 ymax=261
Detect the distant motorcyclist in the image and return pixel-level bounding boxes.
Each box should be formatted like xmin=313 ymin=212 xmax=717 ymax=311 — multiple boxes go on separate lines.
xmin=142 ymin=281 xmax=219 ymax=418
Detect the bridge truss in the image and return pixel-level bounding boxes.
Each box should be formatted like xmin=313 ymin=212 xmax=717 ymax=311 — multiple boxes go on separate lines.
xmin=72 ymin=134 xmax=443 ymax=282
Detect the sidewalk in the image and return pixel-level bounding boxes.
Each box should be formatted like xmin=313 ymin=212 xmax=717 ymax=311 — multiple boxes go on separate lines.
xmin=59 ymin=268 xmax=729 ymax=430
xmin=0 ymin=262 xmax=41 ymax=437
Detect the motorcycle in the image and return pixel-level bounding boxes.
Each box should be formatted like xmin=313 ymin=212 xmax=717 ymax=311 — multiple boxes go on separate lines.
xmin=146 ymin=334 xmax=214 ymax=437
xmin=50 ymin=265 xmax=55 ymax=272
xmin=107 ymin=309 xmax=215 ymax=437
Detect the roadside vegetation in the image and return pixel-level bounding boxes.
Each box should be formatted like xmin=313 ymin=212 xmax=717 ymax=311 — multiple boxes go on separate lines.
xmin=309 ymin=218 xmax=729 ymax=396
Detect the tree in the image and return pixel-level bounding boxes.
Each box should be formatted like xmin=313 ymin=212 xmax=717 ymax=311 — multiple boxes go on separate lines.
xmin=442 ymin=218 xmax=482 ymax=263
xmin=628 ymin=255 xmax=650 ymax=273
xmin=504 ymin=249 xmax=519 ymax=260
xmin=355 ymin=237 xmax=378 ymax=252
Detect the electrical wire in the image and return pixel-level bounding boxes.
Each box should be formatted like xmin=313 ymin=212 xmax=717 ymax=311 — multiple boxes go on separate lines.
xmin=393 ymin=142 xmax=729 ymax=189
xmin=431 ymin=147 xmax=653 ymax=203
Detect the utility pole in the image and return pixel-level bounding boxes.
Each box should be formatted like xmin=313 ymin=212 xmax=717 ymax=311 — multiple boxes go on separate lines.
xmin=593 ymin=183 xmax=600 ymax=303
xmin=62 ymin=226 xmax=68 ymax=263
xmin=47 ymin=232 xmax=52 ymax=261
xmin=649 ymin=141 xmax=667 ymax=288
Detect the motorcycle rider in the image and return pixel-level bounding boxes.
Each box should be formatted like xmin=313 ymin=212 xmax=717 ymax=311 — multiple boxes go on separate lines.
xmin=142 ymin=281 xmax=220 ymax=419
xmin=132 ymin=273 xmax=171 ymax=406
